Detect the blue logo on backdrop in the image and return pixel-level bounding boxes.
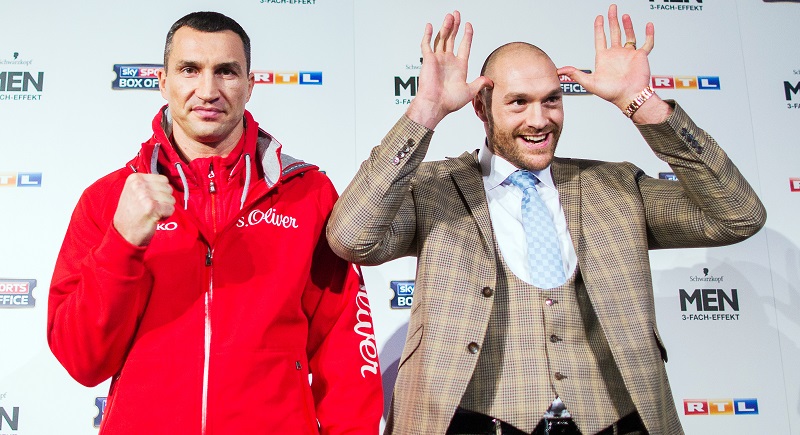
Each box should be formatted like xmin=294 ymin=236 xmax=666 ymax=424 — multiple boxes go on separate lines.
xmin=94 ymin=397 xmax=107 ymax=427
xmin=390 ymin=280 xmax=414 ymax=309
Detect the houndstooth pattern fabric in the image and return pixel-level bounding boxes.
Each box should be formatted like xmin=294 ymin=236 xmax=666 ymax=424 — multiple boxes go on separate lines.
xmin=507 ymin=170 xmax=566 ymax=289
xmin=327 ymin=101 xmax=766 ymax=435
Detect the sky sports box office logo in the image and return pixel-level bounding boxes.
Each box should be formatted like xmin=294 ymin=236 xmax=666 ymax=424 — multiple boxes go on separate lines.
xmin=0 ymin=279 xmax=37 ymax=308
xmin=0 ymin=172 xmax=42 ymax=187
xmin=112 ymin=64 xmax=161 ymax=90
xmin=390 ymin=280 xmax=414 ymax=309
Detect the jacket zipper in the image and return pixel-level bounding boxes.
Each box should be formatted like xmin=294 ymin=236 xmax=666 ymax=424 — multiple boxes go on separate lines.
xmin=202 ymin=245 xmax=213 ymax=435
xmin=208 ymin=163 xmax=218 ymax=234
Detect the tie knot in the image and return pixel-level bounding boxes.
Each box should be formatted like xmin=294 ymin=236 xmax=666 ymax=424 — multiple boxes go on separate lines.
xmin=507 ymin=170 xmax=539 ymax=191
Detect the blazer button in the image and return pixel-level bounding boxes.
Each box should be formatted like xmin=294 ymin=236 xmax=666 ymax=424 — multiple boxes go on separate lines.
xmin=554 ymin=372 xmax=566 ymax=380
xmin=467 ymin=342 xmax=480 ymax=354
xmin=482 ymin=287 xmax=493 ymax=297
xmin=550 ymin=334 xmax=562 ymax=343
xmin=545 ymin=298 xmax=557 ymax=306
xmin=391 ymin=156 xmax=401 ymax=165
xmin=406 ymin=138 xmax=415 ymax=148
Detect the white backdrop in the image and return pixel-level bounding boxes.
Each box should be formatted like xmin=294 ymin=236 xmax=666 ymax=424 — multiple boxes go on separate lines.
xmin=1 ymin=1 xmax=799 ymax=433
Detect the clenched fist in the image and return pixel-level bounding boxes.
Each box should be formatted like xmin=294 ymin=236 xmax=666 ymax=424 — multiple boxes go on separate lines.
xmin=113 ymin=173 xmax=176 ymax=246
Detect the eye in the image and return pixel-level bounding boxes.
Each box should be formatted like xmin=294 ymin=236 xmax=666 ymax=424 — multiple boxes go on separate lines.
xmin=180 ymin=66 xmax=198 ymax=75
xmin=218 ymin=68 xmax=238 ymax=78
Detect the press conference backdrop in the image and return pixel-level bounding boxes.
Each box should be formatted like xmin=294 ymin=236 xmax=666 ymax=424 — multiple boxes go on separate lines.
xmin=1 ymin=0 xmax=799 ymax=433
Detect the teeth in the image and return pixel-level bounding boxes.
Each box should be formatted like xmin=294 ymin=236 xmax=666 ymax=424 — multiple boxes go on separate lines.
xmin=522 ymin=134 xmax=546 ymax=143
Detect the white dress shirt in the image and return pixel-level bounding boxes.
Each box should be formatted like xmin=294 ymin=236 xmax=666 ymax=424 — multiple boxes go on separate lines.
xmin=478 ymin=143 xmax=578 ymax=285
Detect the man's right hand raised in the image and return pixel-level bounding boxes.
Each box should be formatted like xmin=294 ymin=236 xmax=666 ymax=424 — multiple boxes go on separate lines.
xmin=113 ymin=173 xmax=176 ymax=247
xmin=406 ymin=11 xmax=492 ymax=130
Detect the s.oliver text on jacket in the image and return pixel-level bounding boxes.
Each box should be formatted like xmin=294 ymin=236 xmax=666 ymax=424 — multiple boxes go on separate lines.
xmin=354 ymin=285 xmax=379 ymax=377
xmin=237 ymin=207 xmax=299 ymax=229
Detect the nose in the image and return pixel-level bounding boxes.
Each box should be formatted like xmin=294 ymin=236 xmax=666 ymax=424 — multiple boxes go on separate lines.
xmin=195 ymin=72 xmax=220 ymax=102
xmin=524 ymin=104 xmax=548 ymax=130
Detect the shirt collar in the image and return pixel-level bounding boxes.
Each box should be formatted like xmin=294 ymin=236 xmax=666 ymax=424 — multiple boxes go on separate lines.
xmin=478 ymin=140 xmax=555 ymax=191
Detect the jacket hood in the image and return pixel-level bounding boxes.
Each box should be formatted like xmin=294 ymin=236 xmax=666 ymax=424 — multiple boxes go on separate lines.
xmin=131 ymin=105 xmax=316 ymax=210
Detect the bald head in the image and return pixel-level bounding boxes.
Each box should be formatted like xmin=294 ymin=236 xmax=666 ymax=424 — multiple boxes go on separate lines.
xmin=480 ymin=42 xmax=552 ymax=79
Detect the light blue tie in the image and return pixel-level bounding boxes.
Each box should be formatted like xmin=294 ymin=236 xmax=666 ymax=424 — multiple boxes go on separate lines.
xmin=507 ymin=170 xmax=566 ymax=289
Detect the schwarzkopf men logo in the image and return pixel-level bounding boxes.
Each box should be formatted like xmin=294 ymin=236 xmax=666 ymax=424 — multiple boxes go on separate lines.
xmin=259 ymin=0 xmax=317 ymax=4
xmin=690 ymin=267 xmax=723 ymax=282
xmin=649 ymin=0 xmax=704 ymax=11
xmin=0 ymin=279 xmax=37 ymax=308
xmin=679 ymin=268 xmax=740 ymax=321
xmin=1 ymin=51 xmax=33 ymax=66
xmin=1 ymin=51 xmax=44 ymax=101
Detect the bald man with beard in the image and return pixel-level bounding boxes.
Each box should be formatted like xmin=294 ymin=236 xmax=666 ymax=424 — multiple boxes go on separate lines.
xmin=327 ymin=5 xmax=765 ymax=435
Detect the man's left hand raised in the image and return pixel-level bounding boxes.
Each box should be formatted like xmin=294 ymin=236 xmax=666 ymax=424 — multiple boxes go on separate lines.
xmin=558 ymin=4 xmax=671 ymax=124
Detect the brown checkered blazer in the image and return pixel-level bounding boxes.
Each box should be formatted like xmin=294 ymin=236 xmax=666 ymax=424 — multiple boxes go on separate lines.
xmin=327 ymin=102 xmax=766 ymax=435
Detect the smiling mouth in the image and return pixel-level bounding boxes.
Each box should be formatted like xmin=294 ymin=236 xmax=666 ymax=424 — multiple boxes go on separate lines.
xmin=520 ymin=133 xmax=548 ymax=145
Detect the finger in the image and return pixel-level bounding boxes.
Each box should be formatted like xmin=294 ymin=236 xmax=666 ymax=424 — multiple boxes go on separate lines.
xmin=467 ymin=76 xmax=493 ymax=98
xmin=557 ymin=66 xmax=593 ymax=88
xmin=608 ymin=4 xmax=622 ymax=47
xmin=155 ymin=200 xmax=176 ymax=220
xmin=421 ymin=23 xmax=433 ymax=56
xmin=457 ymin=22 xmax=474 ymax=60
xmin=593 ymin=15 xmax=607 ymax=51
xmin=435 ymin=14 xmax=454 ymax=53
xmin=621 ymin=14 xmax=636 ymax=46
xmin=640 ymin=22 xmax=655 ymax=53
xmin=446 ymin=10 xmax=461 ymax=53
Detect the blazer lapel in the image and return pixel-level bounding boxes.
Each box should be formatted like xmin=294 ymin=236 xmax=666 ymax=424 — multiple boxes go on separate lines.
xmin=449 ymin=151 xmax=495 ymax=252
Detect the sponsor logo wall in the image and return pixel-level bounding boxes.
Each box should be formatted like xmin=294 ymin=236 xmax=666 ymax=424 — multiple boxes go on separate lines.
xmin=1 ymin=1 xmax=799 ymax=434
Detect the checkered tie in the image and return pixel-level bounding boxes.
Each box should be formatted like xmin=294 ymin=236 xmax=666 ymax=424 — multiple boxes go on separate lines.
xmin=507 ymin=170 xmax=566 ymax=289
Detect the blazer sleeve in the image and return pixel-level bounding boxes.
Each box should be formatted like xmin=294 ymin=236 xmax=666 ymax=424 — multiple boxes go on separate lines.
xmin=635 ymin=101 xmax=767 ymax=249
xmin=327 ymin=115 xmax=433 ymax=265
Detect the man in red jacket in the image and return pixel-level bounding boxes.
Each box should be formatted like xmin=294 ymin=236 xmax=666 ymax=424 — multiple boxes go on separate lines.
xmin=48 ymin=11 xmax=382 ymax=434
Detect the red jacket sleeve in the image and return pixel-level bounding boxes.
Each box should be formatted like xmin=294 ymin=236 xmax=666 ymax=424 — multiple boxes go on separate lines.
xmin=47 ymin=177 xmax=154 ymax=387
xmin=302 ymin=180 xmax=383 ymax=435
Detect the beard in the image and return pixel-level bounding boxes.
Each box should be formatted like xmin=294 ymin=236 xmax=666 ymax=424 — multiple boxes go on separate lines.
xmin=487 ymin=120 xmax=559 ymax=172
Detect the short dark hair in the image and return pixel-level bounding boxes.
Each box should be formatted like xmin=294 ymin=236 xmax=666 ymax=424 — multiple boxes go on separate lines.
xmin=164 ymin=11 xmax=251 ymax=72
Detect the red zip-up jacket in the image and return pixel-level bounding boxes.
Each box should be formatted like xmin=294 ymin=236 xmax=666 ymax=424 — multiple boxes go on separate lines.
xmin=48 ymin=107 xmax=382 ymax=434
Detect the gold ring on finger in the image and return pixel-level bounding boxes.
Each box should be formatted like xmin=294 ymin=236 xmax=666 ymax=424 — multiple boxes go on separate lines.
xmin=624 ymin=41 xmax=637 ymax=49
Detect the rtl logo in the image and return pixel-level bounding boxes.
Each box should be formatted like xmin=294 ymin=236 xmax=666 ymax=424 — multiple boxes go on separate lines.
xmin=652 ymin=76 xmax=720 ymax=90
xmin=253 ymin=71 xmax=322 ymax=85
xmin=684 ymin=399 xmax=758 ymax=416
xmin=790 ymin=178 xmax=800 ymax=192
xmin=0 ymin=172 xmax=42 ymax=187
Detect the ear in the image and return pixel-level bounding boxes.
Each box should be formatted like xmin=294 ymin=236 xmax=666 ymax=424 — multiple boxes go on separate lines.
xmin=157 ymin=67 xmax=168 ymax=100
xmin=246 ymin=71 xmax=255 ymax=102
xmin=472 ymin=91 xmax=489 ymax=123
